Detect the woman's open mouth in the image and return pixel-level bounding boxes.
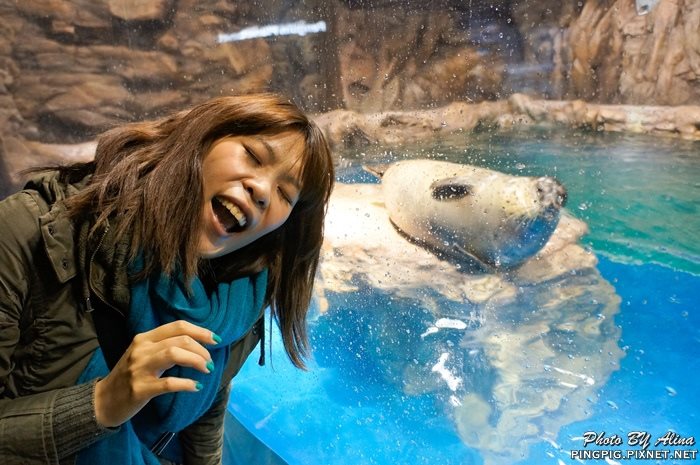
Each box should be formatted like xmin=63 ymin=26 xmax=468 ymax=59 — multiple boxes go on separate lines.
xmin=212 ymin=196 xmax=248 ymax=233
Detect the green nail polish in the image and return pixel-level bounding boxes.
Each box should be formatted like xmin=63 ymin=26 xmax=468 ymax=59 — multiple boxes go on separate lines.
xmin=195 ymin=382 xmax=203 ymax=391
xmin=206 ymin=361 xmax=215 ymax=373
xmin=212 ymin=333 xmax=222 ymax=344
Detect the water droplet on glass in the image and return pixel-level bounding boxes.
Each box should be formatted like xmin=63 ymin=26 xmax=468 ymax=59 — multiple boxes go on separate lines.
xmin=606 ymin=400 xmax=619 ymax=410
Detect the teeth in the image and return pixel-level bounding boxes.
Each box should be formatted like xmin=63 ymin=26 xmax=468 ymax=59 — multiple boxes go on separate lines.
xmin=219 ymin=198 xmax=247 ymax=227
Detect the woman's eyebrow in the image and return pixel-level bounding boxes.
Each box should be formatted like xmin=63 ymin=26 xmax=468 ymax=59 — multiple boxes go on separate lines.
xmin=253 ymin=136 xmax=302 ymax=191
xmin=253 ymin=136 xmax=276 ymax=161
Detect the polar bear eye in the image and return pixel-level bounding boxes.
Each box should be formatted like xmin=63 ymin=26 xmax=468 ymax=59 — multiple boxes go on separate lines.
xmin=431 ymin=178 xmax=473 ymax=200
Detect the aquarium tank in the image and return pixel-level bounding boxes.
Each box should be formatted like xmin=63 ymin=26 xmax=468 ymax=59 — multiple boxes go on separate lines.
xmin=0 ymin=1 xmax=698 ymax=464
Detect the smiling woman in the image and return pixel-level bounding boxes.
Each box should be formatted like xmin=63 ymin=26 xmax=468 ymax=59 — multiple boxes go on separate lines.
xmin=199 ymin=131 xmax=306 ymax=259
xmin=0 ymin=94 xmax=334 ymax=465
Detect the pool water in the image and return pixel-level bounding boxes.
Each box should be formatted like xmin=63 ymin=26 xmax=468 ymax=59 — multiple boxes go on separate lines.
xmin=226 ymin=130 xmax=700 ymax=465
xmin=337 ymin=130 xmax=700 ymax=275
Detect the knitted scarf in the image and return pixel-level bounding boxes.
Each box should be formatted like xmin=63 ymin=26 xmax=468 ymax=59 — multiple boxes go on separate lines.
xmin=76 ymin=265 xmax=268 ymax=465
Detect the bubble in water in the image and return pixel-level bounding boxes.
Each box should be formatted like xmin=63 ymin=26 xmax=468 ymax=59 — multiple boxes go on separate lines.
xmin=665 ymin=386 xmax=677 ymax=396
xmin=578 ymin=202 xmax=589 ymax=211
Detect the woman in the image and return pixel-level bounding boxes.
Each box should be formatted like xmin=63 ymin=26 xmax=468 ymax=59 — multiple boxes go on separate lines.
xmin=0 ymin=94 xmax=334 ymax=465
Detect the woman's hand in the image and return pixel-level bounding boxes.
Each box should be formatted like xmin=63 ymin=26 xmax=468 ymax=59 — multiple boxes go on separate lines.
xmin=93 ymin=320 xmax=218 ymax=428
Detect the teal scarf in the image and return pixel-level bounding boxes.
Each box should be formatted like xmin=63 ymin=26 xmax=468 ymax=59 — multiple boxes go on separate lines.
xmin=77 ymin=266 xmax=268 ymax=464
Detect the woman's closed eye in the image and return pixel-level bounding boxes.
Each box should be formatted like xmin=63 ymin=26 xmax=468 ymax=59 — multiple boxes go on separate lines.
xmin=244 ymin=145 xmax=261 ymax=165
xmin=278 ymin=186 xmax=293 ymax=205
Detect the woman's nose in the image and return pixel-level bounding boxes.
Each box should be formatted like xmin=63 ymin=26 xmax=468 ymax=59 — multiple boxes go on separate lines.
xmin=245 ymin=179 xmax=270 ymax=210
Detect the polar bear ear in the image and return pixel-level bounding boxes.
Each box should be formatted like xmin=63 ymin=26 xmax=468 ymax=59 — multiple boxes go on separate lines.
xmin=430 ymin=177 xmax=473 ymax=200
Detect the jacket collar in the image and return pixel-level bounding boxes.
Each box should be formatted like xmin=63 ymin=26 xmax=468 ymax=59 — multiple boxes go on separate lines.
xmin=25 ymin=171 xmax=82 ymax=284
xmin=39 ymin=204 xmax=77 ymax=284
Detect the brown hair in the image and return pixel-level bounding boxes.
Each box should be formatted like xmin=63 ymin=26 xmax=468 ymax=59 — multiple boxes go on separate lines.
xmin=61 ymin=94 xmax=334 ymax=368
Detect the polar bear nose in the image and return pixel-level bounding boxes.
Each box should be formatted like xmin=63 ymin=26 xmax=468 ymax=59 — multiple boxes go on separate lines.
xmin=536 ymin=177 xmax=568 ymax=208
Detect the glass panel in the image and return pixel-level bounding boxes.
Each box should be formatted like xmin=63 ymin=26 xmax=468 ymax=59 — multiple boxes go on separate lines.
xmin=1 ymin=1 xmax=698 ymax=465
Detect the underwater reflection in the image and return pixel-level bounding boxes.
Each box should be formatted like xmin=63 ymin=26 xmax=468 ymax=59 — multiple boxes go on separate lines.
xmin=313 ymin=275 xmax=621 ymax=464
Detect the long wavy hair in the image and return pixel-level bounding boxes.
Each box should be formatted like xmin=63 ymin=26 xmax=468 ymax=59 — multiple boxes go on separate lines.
xmin=60 ymin=94 xmax=334 ymax=369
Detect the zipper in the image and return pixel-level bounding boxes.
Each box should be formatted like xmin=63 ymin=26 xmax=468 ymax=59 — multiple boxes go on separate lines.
xmin=83 ymin=223 xmax=125 ymax=317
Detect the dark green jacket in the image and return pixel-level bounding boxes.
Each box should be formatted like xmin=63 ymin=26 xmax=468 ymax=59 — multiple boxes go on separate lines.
xmin=0 ymin=172 xmax=263 ymax=465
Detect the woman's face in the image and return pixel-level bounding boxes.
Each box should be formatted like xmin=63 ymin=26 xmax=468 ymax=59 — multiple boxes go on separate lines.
xmin=198 ymin=130 xmax=305 ymax=258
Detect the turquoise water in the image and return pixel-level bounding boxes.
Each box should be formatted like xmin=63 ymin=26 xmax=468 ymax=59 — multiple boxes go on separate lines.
xmin=337 ymin=130 xmax=700 ymax=275
xmin=227 ymin=130 xmax=700 ymax=465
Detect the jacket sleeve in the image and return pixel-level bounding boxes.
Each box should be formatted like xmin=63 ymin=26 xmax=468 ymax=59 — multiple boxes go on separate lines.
xmin=0 ymin=192 xmax=116 ymax=464
xmin=179 ymin=323 xmax=262 ymax=465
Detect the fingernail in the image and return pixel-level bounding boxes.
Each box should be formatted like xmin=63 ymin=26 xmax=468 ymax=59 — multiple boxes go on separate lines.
xmin=206 ymin=361 xmax=215 ymax=373
xmin=195 ymin=382 xmax=203 ymax=391
xmin=212 ymin=333 xmax=222 ymax=344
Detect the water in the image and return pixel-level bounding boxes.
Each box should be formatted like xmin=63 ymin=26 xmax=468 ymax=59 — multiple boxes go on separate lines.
xmin=337 ymin=130 xmax=700 ymax=275
xmin=227 ymin=130 xmax=700 ymax=465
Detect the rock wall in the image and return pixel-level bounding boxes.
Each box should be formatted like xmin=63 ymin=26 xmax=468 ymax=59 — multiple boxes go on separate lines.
xmin=335 ymin=0 xmax=700 ymax=108
xmin=0 ymin=0 xmax=338 ymax=143
xmin=1 ymin=0 xmax=698 ymax=139
xmin=561 ymin=0 xmax=700 ymax=105
xmin=1 ymin=0 xmax=699 ymax=195
xmin=316 ymin=93 xmax=700 ymax=150
xmin=334 ymin=5 xmax=506 ymax=112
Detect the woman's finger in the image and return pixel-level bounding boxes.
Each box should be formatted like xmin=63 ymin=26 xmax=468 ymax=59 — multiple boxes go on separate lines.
xmin=133 ymin=320 xmax=220 ymax=346
xmin=153 ymin=334 xmax=212 ymax=364
xmin=141 ymin=376 xmax=203 ymax=398
xmin=147 ymin=345 xmax=213 ymax=375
